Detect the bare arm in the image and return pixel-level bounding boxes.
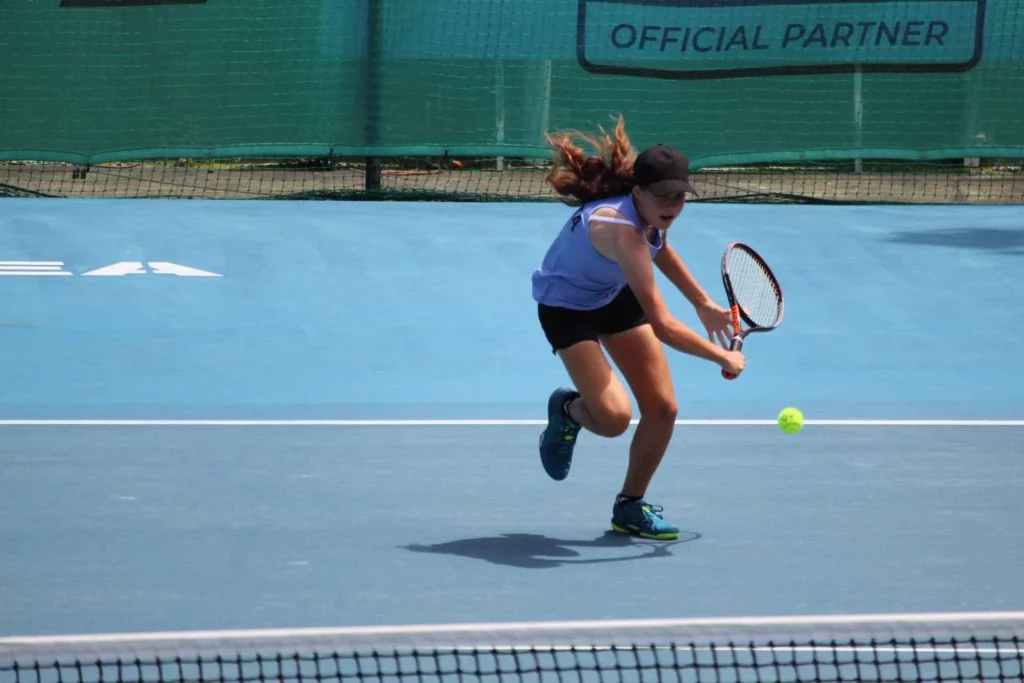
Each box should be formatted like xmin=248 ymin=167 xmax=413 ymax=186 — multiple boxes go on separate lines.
xmin=654 ymin=234 xmax=736 ymax=349
xmin=653 ymin=239 xmax=713 ymax=308
xmin=589 ymin=214 xmax=729 ymax=365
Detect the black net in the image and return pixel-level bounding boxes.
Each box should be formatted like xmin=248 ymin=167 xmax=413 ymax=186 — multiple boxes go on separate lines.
xmin=1 ymin=159 xmax=1020 ymax=205
xmin=3 ymin=614 xmax=1023 ymax=683
xmin=1 ymin=0 xmax=1022 ymax=204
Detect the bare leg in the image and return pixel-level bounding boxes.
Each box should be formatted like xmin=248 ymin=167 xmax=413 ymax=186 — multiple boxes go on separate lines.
xmin=555 ymin=340 xmax=633 ymax=438
xmin=600 ymin=324 xmax=678 ymax=498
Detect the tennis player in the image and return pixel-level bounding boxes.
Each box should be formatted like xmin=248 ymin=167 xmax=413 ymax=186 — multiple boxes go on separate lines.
xmin=531 ymin=117 xmax=745 ymax=540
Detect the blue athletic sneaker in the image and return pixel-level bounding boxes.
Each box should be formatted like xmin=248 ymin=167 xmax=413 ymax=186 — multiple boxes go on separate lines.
xmin=538 ymin=387 xmax=581 ymax=481
xmin=610 ymin=498 xmax=680 ymax=540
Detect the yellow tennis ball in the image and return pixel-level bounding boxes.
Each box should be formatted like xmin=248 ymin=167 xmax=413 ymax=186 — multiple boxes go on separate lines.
xmin=778 ymin=407 xmax=804 ymax=434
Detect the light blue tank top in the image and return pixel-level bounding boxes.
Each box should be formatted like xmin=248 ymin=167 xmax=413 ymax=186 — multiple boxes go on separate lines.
xmin=531 ymin=194 xmax=664 ymax=310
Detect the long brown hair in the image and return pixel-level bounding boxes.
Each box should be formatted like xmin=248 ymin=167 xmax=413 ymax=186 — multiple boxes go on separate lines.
xmin=544 ymin=115 xmax=637 ymax=206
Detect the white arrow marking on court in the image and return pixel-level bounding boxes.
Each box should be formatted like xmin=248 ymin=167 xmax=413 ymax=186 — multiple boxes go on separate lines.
xmin=81 ymin=262 xmax=146 ymax=276
xmin=148 ymin=262 xmax=222 ymax=277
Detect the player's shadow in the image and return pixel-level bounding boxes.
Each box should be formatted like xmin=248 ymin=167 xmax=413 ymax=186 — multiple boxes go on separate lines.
xmin=400 ymin=530 xmax=700 ymax=569
xmin=885 ymin=226 xmax=1024 ymax=255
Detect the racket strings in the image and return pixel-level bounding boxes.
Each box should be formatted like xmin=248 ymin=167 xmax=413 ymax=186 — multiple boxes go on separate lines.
xmin=726 ymin=249 xmax=782 ymax=329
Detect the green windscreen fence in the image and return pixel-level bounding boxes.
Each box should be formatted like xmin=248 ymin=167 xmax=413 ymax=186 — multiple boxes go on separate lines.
xmin=0 ymin=0 xmax=1021 ymax=203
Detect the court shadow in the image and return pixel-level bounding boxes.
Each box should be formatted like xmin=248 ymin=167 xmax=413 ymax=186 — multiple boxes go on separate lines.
xmin=401 ymin=531 xmax=700 ymax=569
xmin=885 ymin=227 xmax=1024 ymax=255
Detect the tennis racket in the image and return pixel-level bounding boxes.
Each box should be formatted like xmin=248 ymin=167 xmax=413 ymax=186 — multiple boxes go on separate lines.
xmin=719 ymin=242 xmax=784 ymax=380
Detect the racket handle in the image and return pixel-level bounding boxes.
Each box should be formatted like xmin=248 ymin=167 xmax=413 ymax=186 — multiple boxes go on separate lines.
xmin=721 ymin=336 xmax=743 ymax=380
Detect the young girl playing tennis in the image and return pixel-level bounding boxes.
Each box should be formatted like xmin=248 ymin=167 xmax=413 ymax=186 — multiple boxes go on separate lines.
xmin=531 ymin=117 xmax=745 ymax=540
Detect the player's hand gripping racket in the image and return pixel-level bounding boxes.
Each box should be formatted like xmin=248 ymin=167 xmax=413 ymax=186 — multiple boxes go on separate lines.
xmin=720 ymin=242 xmax=784 ymax=380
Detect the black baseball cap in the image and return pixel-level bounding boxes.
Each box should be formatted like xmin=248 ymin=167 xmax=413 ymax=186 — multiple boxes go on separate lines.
xmin=634 ymin=144 xmax=697 ymax=197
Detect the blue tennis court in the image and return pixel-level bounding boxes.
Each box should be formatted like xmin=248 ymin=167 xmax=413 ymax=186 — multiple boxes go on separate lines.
xmin=3 ymin=2 xmax=1024 ymax=681
xmin=1 ymin=199 xmax=1022 ymax=638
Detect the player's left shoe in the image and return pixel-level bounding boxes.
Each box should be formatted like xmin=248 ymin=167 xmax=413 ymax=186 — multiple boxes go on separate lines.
xmin=538 ymin=387 xmax=581 ymax=481
xmin=610 ymin=498 xmax=680 ymax=540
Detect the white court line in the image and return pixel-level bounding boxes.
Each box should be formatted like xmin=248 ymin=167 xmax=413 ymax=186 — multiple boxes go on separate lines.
xmin=0 ymin=419 xmax=1021 ymax=426
xmin=3 ymin=610 xmax=1024 ymax=655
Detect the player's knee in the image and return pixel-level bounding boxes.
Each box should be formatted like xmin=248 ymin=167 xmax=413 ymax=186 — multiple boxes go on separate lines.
xmin=640 ymin=395 xmax=678 ymax=426
xmin=593 ymin=402 xmax=632 ymax=437
xmin=603 ymin=408 xmax=632 ymax=437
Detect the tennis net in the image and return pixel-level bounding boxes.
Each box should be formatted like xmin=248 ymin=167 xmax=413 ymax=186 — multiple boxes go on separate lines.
xmin=3 ymin=612 xmax=1023 ymax=683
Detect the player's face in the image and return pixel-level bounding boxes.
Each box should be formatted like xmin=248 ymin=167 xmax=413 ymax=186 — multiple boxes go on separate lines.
xmin=637 ymin=188 xmax=686 ymax=230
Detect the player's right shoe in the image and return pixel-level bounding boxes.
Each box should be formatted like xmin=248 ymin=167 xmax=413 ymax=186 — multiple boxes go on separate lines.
xmin=610 ymin=498 xmax=680 ymax=540
xmin=538 ymin=387 xmax=581 ymax=481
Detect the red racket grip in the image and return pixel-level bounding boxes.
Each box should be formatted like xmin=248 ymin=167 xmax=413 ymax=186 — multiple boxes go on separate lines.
xmin=721 ymin=335 xmax=744 ymax=380
xmin=721 ymin=304 xmax=744 ymax=380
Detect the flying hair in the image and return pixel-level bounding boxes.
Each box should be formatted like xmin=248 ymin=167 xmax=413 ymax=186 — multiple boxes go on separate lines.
xmin=544 ymin=115 xmax=638 ymax=206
